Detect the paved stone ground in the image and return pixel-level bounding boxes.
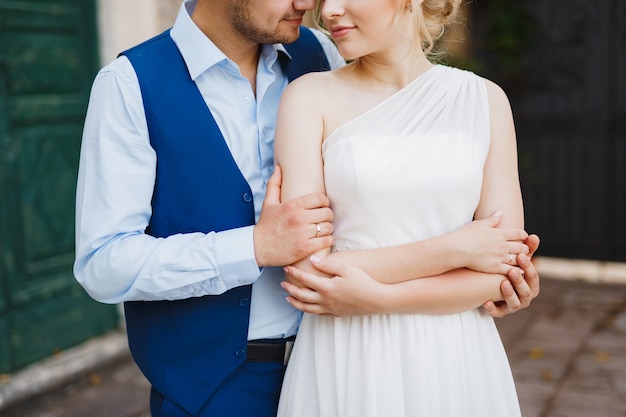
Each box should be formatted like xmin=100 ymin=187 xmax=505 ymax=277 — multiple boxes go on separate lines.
xmin=2 ymin=277 xmax=626 ymax=417
xmin=1 ymin=356 xmax=150 ymax=417
xmin=499 ymin=277 xmax=626 ymax=417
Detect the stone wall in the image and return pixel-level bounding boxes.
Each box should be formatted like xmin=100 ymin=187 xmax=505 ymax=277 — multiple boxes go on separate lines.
xmin=96 ymin=0 xmax=181 ymax=66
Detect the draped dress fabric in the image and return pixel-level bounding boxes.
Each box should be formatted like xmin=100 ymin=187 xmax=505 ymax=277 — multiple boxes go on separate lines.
xmin=277 ymin=65 xmax=521 ymax=417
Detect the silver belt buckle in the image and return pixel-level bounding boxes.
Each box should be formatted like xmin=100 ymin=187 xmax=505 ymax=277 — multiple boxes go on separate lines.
xmin=283 ymin=340 xmax=294 ymax=365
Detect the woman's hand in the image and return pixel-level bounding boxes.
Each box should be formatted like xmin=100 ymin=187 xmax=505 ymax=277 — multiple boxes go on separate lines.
xmin=282 ymin=256 xmax=388 ymax=316
xmin=447 ymin=211 xmax=529 ymax=275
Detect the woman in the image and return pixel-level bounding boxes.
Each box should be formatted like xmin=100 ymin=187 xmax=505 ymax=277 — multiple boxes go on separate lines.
xmin=275 ymin=0 xmax=528 ymax=415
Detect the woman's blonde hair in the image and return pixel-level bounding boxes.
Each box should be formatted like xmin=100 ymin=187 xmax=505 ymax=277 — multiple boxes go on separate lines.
xmin=419 ymin=0 xmax=463 ymax=56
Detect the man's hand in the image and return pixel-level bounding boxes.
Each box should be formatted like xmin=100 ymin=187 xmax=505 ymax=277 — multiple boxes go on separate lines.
xmin=282 ymin=255 xmax=386 ymax=316
xmin=254 ymin=166 xmax=334 ymax=267
xmin=483 ymin=234 xmax=541 ymax=318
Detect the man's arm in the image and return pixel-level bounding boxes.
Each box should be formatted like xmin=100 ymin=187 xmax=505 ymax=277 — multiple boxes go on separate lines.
xmin=253 ymin=166 xmax=334 ymax=268
xmin=74 ymin=57 xmax=254 ymax=304
xmin=483 ymin=234 xmax=540 ymax=317
xmin=74 ymin=58 xmax=333 ymax=304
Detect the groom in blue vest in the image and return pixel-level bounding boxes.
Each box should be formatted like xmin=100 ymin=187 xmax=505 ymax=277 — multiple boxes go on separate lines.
xmin=75 ymin=0 xmax=541 ymax=416
xmin=74 ymin=0 xmax=344 ymax=416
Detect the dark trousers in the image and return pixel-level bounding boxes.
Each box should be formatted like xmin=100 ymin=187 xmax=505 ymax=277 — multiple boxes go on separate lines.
xmin=150 ymin=361 xmax=286 ymax=417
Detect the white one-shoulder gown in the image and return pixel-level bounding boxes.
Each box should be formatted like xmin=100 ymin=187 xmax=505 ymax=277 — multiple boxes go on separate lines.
xmin=277 ymin=65 xmax=521 ymax=417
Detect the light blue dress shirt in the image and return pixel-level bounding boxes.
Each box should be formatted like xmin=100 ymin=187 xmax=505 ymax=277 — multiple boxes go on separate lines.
xmin=74 ymin=0 xmax=345 ymax=340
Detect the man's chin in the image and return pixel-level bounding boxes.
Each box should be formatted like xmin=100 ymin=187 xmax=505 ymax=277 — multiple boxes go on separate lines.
xmin=280 ymin=29 xmax=301 ymax=44
xmin=254 ymin=28 xmax=299 ymax=45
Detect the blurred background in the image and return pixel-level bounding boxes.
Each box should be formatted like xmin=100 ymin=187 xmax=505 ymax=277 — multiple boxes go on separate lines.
xmin=0 ymin=0 xmax=624 ymax=416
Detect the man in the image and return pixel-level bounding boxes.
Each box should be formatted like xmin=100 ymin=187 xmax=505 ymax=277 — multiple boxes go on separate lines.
xmin=74 ymin=0 xmax=539 ymax=416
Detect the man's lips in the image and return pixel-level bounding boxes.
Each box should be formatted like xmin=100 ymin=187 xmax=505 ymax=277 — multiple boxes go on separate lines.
xmin=284 ymin=16 xmax=304 ymax=26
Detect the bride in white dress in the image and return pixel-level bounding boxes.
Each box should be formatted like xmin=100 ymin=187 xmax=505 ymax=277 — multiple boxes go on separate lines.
xmin=274 ymin=0 xmax=534 ymax=416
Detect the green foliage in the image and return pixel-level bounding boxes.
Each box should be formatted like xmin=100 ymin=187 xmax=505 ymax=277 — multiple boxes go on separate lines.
xmin=484 ymin=0 xmax=537 ymax=80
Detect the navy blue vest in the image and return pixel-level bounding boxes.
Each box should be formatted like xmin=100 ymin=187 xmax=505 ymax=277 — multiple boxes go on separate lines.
xmin=121 ymin=28 xmax=330 ymax=415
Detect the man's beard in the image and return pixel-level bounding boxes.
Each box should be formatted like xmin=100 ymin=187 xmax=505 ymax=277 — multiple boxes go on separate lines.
xmin=230 ymin=0 xmax=300 ymax=44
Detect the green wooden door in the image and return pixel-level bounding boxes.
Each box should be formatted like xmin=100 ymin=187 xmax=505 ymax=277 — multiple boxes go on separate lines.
xmin=0 ymin=0 xmax=119 ymax=373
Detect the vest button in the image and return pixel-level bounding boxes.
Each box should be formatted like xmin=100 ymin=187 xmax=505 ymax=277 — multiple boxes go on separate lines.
xmin=240 ymin=298 xmax=249 ymax=307
xmin=235 ymin=348 xmax=245 ymax=358
xmin=242 ymin=192 xmax=252 ymax=203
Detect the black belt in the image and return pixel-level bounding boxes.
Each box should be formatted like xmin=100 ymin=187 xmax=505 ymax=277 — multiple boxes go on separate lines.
xmin=246 ymin=337 xmax=295 ymax=364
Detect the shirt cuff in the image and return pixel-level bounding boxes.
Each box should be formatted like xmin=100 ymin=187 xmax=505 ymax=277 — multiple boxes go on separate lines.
xmin=215 ymin=225 xmax=261 ymax=290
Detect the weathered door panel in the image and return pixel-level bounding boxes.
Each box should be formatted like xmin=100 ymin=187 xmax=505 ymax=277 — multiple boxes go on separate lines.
xmin=0 ymin=0 xmax=119 ymax=372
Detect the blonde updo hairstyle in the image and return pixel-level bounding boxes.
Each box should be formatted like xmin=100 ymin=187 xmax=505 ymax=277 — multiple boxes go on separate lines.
xmin=417 ymin=0 xmax=463 ymax=57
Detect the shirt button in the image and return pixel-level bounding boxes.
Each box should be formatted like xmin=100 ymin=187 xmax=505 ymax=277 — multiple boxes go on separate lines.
xmin=235 ymin=349 xmax=245 ymax=358
xmin=240 ymin=298 xmax=250 ymax=307
xmin=243 ymin=96 xmax=252 ymax=104
xmin=242 ymin=192 xmax=252 ymax=203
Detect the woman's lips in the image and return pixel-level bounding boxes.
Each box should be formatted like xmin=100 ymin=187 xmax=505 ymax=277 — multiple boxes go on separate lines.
xmin=330 ymin=26 xmax=354 ymax=39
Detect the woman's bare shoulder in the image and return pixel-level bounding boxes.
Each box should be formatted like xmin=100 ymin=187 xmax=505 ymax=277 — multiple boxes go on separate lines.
xmin=286 ymin=69 xmax=347 ymax=95
xmin=280 ymin=69 xmax=351 ymax=117
xmin=481 ymin=77 xmax=511 ymax=110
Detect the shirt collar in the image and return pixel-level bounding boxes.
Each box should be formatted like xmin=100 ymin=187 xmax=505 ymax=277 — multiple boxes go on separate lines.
xmin=171 ymin=0 xmax=291 ymax=80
